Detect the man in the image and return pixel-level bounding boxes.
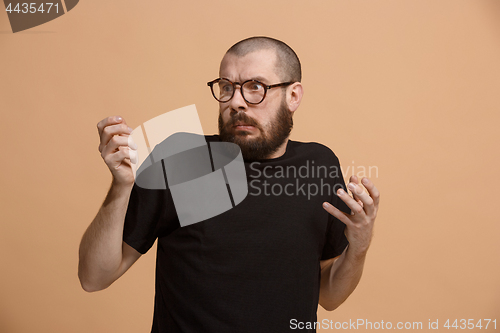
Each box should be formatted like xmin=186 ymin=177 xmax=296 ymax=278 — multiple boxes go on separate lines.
xmin=79 ymin=36 xmax=379 ymax=332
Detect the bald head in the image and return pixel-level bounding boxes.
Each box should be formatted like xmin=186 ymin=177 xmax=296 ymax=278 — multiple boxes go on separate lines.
xmin=225 ymin=36 xmax=302 ymax=83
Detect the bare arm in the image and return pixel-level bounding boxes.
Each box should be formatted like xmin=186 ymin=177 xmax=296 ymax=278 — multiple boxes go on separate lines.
xmin=319 ymin=247 xmax=365 ymax=311
xmin=78 ymin=181 xmax=141 ymax=292
xmin=319 ymin=176 xmax=379 ymax=311
xmin=78 ymin=116 xmax=141 ymax=292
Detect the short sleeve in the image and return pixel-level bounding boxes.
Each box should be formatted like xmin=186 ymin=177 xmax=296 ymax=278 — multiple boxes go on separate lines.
xmin=321 ymin=156 xmax=350 ymax=260
xmin=123 ymin=182 xmax=179 ymax=254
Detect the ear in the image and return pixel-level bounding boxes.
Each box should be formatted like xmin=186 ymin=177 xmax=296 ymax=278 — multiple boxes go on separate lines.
xmin=286 ymin=82 xmax=304 ymax=113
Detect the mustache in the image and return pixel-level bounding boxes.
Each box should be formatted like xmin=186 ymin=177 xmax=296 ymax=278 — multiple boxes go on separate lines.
xmin=223 ymin=112 xmax=261 ymax=130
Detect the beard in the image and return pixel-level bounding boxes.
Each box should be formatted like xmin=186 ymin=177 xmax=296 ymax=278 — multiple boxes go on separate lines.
xmin=218 ymin=99 xmax=293 ymax=161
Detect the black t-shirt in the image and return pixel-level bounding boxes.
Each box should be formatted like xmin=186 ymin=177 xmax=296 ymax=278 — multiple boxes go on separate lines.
xmin=123 ymin=135 xmax=350 ymax=333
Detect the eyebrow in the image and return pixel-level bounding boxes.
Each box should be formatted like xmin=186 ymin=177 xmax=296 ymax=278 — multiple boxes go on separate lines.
xmin=250 ymin=76 xmax=269 ymax=83
xmin=221 ymin=76 xmax=271 ymax=84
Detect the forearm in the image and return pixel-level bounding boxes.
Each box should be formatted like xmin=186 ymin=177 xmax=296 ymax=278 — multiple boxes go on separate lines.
xmin=78 ymin=181 xmax=134 ymax=291
xmin=319 ymin=246 xmax=366 ymax=311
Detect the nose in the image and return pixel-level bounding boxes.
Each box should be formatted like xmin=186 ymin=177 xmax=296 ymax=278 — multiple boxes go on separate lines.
xmin=228 ymin=85 xmax=248 ymax=114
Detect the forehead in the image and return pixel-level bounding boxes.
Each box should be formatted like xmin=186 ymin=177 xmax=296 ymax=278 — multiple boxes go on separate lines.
xmin=219 ymin=49 xmax=279 ymax=83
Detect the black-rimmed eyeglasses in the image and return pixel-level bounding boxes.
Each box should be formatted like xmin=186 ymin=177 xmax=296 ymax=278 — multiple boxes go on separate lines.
xmin=207 ymin=78 xmax=294 ymax=105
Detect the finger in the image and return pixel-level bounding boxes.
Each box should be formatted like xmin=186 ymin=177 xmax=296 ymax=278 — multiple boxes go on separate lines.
xmin=361 ymin=177 xmax=380 ymax=208
xmin=337 ymin=188 xmax=365 ymax=217
xmin=99 ymin=123 xmax=134 ymax=153
xmin=347 ymin=182 xmax=375 ymax=217
xmin=129 ymin=148 xmax=138 ymax=165
xmin=104 ymin=146 xmax=134 ymax=171
xmin=101 ymin=134 xmax=137 ymax=158
xmin=322 ymin=202 xmax=352 ymax=226
xmin=97 ymin=116 xmax=126 ymax=137
xmin=348 ymin=175 xmax=361 ymax=201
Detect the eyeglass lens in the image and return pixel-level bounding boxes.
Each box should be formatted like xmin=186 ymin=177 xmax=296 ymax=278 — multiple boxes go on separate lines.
xmin=212 ymin=79 xmax=265 ymax=104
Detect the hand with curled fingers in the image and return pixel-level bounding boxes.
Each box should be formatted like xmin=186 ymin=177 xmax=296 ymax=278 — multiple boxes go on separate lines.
xmin=323 ymin=175 xmax=380 ymax=258
xmin=96 ymin=116 xmax=138 ymax=187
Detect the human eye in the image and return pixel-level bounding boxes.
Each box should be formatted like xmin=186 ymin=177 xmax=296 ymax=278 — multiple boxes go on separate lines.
xmin=219 ymin=82 xmax=233 ymax=92
xmin=248 ymin=81 xmax=264 ymax=91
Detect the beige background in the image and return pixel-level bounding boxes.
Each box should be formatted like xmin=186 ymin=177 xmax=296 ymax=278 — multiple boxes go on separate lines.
xmin=1 ymin=0 xmax=499 ymax=332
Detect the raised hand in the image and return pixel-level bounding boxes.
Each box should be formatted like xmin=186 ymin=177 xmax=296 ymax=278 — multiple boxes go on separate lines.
xmin=323 ymin=175 xmax=380 ymax=257
xmin=96 ymin=116 xmax=138 ymax=187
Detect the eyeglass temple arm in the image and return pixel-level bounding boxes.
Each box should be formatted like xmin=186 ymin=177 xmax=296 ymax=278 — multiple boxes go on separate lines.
xmin=266 ymin=82 xmax=295 ymax=89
